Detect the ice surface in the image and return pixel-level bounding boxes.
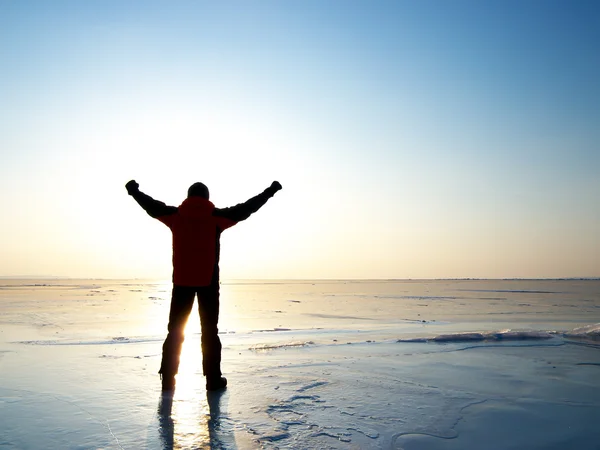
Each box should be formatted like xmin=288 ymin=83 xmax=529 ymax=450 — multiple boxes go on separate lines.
xmin=1 ymin=279 xmax=599 ymax=449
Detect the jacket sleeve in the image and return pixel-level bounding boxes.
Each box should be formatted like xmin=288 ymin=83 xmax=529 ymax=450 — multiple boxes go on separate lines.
xmin=214 ymin=186 xmax=278 ymax=222
xmin=130 ymin=190 xmax=178 ymax=218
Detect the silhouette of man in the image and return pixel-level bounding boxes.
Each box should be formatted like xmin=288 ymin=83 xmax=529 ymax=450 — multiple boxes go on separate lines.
xmin=125 ymin=179 xmax=282 ymax=391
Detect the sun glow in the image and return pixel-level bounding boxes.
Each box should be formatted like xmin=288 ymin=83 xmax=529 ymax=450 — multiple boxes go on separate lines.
xmin=174 ymin=311 xmax=203 ymax=389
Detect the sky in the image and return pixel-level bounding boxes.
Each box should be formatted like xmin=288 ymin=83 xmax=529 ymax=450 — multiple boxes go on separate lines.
xmin=1 ymin=0 xmax=599 ymax=280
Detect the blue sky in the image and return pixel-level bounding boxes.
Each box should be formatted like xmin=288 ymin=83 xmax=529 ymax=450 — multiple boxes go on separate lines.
xmin=1 ymin=1 xmax=598 ymax=279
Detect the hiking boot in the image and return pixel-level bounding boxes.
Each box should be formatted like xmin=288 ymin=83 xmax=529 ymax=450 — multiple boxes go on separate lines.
xmin=161 ymin=374 xmax=176 ymax=391
xmin=206 ymin=376 xmax=227 ymax=391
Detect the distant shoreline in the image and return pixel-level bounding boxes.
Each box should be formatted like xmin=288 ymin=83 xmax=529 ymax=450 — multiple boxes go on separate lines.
xmin=0 ymin=277 xmax=599 ymax=282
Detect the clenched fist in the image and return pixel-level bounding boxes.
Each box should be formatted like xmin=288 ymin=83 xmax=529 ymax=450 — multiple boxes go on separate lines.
xmin=125 ymin=180 xmax=139 ymax=195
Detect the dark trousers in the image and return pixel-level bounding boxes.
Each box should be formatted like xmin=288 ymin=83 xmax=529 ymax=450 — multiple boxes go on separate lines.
xmin=159 ymin=283 xmax=222 ymax=379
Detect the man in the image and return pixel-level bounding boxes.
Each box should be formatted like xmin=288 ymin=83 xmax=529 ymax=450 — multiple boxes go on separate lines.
xmin=125 ymin=179 xmax=282 ymax=391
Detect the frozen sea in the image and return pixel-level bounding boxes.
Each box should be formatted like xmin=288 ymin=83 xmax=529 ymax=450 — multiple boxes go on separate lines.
xmin=1 ymin=279 xmax=599 ymax=449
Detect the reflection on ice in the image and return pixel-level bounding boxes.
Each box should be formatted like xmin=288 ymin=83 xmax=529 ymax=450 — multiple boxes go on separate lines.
xmin=157 ymin=389 xmax=227 ymax=450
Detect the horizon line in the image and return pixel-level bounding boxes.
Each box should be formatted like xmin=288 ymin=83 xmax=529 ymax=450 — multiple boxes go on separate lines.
xmin=1 ymin=276 xmax=599 ymax=281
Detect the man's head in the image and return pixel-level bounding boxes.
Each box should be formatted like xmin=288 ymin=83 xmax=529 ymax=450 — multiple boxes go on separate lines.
xmin=187 ymin=182 xmax=210 ymax=199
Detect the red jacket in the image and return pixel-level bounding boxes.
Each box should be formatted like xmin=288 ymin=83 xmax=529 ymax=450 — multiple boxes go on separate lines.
xmin=131 ymin=186 xmax=277 ymax=286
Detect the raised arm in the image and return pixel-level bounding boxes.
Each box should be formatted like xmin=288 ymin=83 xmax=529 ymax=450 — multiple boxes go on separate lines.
xmin=125 ymin=180 xmax=178 ymax=218
xmin=214 ymin=181 xmax=282 ymax=222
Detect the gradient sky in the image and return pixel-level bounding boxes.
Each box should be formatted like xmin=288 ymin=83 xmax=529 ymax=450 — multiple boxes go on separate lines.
xmin=1 ymin=0 xmax=599 ymax=279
